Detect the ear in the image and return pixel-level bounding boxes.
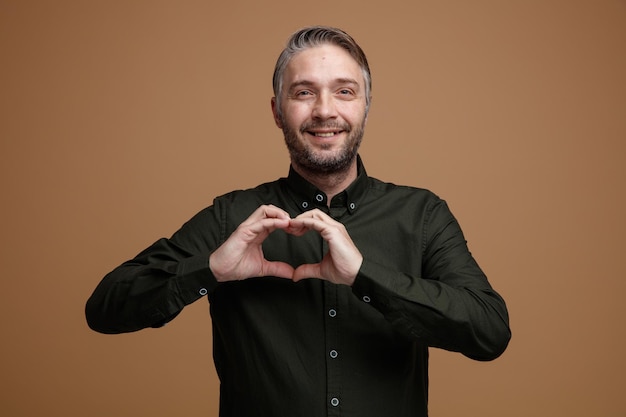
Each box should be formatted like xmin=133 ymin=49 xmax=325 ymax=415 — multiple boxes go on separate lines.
xmin=363 ymin=95 xmax=372 ymax=125
xmin=271 ymin=97 xmax=282 ymax=128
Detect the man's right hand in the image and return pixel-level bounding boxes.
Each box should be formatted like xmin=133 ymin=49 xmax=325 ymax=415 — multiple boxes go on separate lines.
xmin=209 ymin=205 xmax=295 ymax=282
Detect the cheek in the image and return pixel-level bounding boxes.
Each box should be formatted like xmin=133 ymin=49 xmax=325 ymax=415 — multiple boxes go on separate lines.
xmin=336 ymin=99 xmax=367 ymax=118
xmin=339 ymin=109 xmax=366 ymax=126
xmin=283 ymin=105 xmax=311 ymax=126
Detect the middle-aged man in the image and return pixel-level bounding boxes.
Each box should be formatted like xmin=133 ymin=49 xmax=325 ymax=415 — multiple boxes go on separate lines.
xmin=86 ymin=25 xmax=511 ymax=417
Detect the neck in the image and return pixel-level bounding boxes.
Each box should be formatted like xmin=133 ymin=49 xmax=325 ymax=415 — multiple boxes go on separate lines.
xmin=292 ymin=160 xmax=358 ymax=203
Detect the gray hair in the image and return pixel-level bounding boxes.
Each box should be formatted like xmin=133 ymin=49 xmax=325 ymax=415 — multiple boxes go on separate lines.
xmin=272 ymin=26 xmax=372 ymax=117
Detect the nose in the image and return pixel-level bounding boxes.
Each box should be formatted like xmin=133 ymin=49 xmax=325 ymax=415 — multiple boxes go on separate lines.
xmin=311 ymin=91 xmax=338 ymax=120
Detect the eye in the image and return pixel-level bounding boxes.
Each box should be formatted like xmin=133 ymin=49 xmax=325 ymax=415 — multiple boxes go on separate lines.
xmin=336 ymin=89 xmax=356 ymax=99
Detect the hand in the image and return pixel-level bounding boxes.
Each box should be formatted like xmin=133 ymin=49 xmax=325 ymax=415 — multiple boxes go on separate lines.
xmin=287 ymin=209 xmax=363 ymax=285
xmin=209 ymin=205 xmax=295 ymax=282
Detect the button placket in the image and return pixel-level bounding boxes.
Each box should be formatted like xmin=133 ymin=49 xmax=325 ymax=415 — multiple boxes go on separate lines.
xmin=323 ymin=279 xmax=341 ymax=415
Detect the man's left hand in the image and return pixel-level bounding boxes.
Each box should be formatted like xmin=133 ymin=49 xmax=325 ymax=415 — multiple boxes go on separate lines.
xmin=287 ymin=209 xmax=363 ymax=286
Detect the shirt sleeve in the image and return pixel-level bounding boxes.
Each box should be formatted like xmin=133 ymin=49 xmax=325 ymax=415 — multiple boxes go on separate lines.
xmin=351 ymin=198 xmax=511 ymax=361
xmin=85 ymin=205 xmax=222 ymax=334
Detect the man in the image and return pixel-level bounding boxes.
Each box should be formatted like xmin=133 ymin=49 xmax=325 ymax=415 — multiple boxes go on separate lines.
xmin=86 ymin=26 xmax=511 ymax=416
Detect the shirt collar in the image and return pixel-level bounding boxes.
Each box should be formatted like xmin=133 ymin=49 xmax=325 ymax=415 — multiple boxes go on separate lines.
xmin=284 ymin=155 xmax=369 ymax=214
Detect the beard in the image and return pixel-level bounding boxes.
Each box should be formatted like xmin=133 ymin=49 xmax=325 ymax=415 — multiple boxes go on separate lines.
xmin=281 ymin=117 xmax=365 ymax=176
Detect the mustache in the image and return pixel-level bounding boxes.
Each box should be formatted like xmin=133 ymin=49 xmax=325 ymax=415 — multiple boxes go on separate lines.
xmin=299 ymin=121 xmax=351 ymax=133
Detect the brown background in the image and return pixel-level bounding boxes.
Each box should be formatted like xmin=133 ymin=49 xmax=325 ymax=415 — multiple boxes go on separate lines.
xmin=1 ymin=1 xmax=625 ymax=416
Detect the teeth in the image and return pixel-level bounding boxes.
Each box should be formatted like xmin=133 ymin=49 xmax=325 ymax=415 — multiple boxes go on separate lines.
xmin=314 ymin=132 xmax=336 ymax=137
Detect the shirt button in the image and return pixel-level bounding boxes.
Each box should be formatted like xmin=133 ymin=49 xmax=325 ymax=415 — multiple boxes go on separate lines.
xmin=329 ymin=349 xmax=338 ymax=359
xmin=315 ymin=193 xmax=324 ymax=202
xmin=349 ymin=202 xmax=356 ymax=210
xmin=362 ymin=295 xmax=371 ymax=303
xmin=301 ymin=201 xmax=309 ymax=209
xmin=330 ymin=397 xmax=340 ymax=407
xmin=199 ymin=288 xmax=208 ymax=296
xmin=328 ymin=309 xmax=337 ymax=317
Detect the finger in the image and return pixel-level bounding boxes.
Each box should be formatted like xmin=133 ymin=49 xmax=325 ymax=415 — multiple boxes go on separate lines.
xmin=288 ymin=217 xmax=330 ymax=238
xmin=293 ymin=208 xmax=331 ymax=221
xmin=261 ymin=204 xmax=291 ymax=219
xmin=285 ymin=220 xmax=312 ymax=236
xmin=242 ymin=218 xmax=291 ymax=243
xmin=292 ymin=263 xmax=322 ymax=282
xmin=243 ymin=204 xmax=291 ymax=225
xmin=261 ymin=261 xmax=295 ymax=279
xmin=249 ymin=217 xmax=292 ymax=232
xmin=289 ymin=209 xmax=341 ymax=236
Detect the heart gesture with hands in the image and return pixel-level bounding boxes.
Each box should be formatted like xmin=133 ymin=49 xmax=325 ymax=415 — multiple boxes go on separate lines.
xmin=209 ymin=205 xmax=363 ymax=286
xmin=287 ymin=209 xmax=362 ymax=285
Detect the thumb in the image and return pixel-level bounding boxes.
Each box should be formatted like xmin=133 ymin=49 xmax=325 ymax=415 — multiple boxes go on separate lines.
xmin=292 ymin=263 xmax=322 ymax=282
xmin=262 ymin=261 xmax=296 ymax=280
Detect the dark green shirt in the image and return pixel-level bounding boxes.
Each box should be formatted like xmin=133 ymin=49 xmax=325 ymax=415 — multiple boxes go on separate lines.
xmin=86 ymin=157 xmax=510 ymax=417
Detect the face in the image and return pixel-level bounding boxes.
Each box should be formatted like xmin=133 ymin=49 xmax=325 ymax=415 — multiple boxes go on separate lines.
xmin=272 ymin=44 xmax=369 ymax=176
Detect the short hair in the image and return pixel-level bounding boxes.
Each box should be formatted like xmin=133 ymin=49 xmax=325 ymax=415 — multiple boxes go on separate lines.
xmin=272 ymin=26 xmax=372 ymax=116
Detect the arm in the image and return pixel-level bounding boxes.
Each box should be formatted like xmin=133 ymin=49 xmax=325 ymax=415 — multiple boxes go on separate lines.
xmin=352 ymin=199 xmax=511 ymax=361
xmin=85 ymin=204 xmax=297 ymax=334
xmin=85 ymin=239 xmax=217 ymax=334
xmin=289 ymin=202 xmax=510 ymax=361
xmin=85 ymin=207 xmax=222 ymax=334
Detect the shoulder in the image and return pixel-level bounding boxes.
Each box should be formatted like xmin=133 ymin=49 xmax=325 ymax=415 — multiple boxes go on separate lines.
xmin=215 ymin=179 xmax=284 ymax=203
xmin=210 ymin=179 xmax=287 ymax=219
xmin=363 ymin=176 xmax=455 ymax=224
xmin=367 ymin=176 xmax=442 ymax=204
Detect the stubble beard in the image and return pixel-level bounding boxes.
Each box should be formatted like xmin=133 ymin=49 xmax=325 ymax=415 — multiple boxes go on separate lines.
xmin=281 ymin=117 xmax=365 ymax=177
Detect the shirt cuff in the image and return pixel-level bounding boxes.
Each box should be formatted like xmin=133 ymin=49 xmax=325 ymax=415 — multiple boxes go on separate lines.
xmin=175 ymin=253 xmax=219 ymax=303
xmin=351 ymin=258 xmax=395 ymax=310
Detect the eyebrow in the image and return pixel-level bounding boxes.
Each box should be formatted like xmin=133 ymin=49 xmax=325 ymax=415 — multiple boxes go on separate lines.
xmin=287 ymin=78 xmax=361 ymax=92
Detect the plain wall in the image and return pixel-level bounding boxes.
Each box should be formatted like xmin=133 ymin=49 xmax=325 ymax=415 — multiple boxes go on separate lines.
xmin=1 ymin=1 xmax=625 ymax=416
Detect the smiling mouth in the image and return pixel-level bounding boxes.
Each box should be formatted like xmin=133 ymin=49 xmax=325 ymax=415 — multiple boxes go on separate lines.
xmin=301 ymin=122 xmax=350 ymax=138
xmin=309 ymin=131 xmax=342 ymax=138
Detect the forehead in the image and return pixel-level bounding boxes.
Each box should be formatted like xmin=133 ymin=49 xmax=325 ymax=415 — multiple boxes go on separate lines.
xmin=283 ymin=44 xmax=364 ymax=88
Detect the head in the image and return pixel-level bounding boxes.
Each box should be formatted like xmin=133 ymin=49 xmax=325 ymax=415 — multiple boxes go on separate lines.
xmin=272 ymin=26 xmax=372 ymax=120
xmin=271 ymin=26 xmax=372 ymax=176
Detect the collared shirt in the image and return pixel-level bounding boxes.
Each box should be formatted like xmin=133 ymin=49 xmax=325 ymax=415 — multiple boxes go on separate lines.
xmin=86 ymin=157 xmax=511 ymax=417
